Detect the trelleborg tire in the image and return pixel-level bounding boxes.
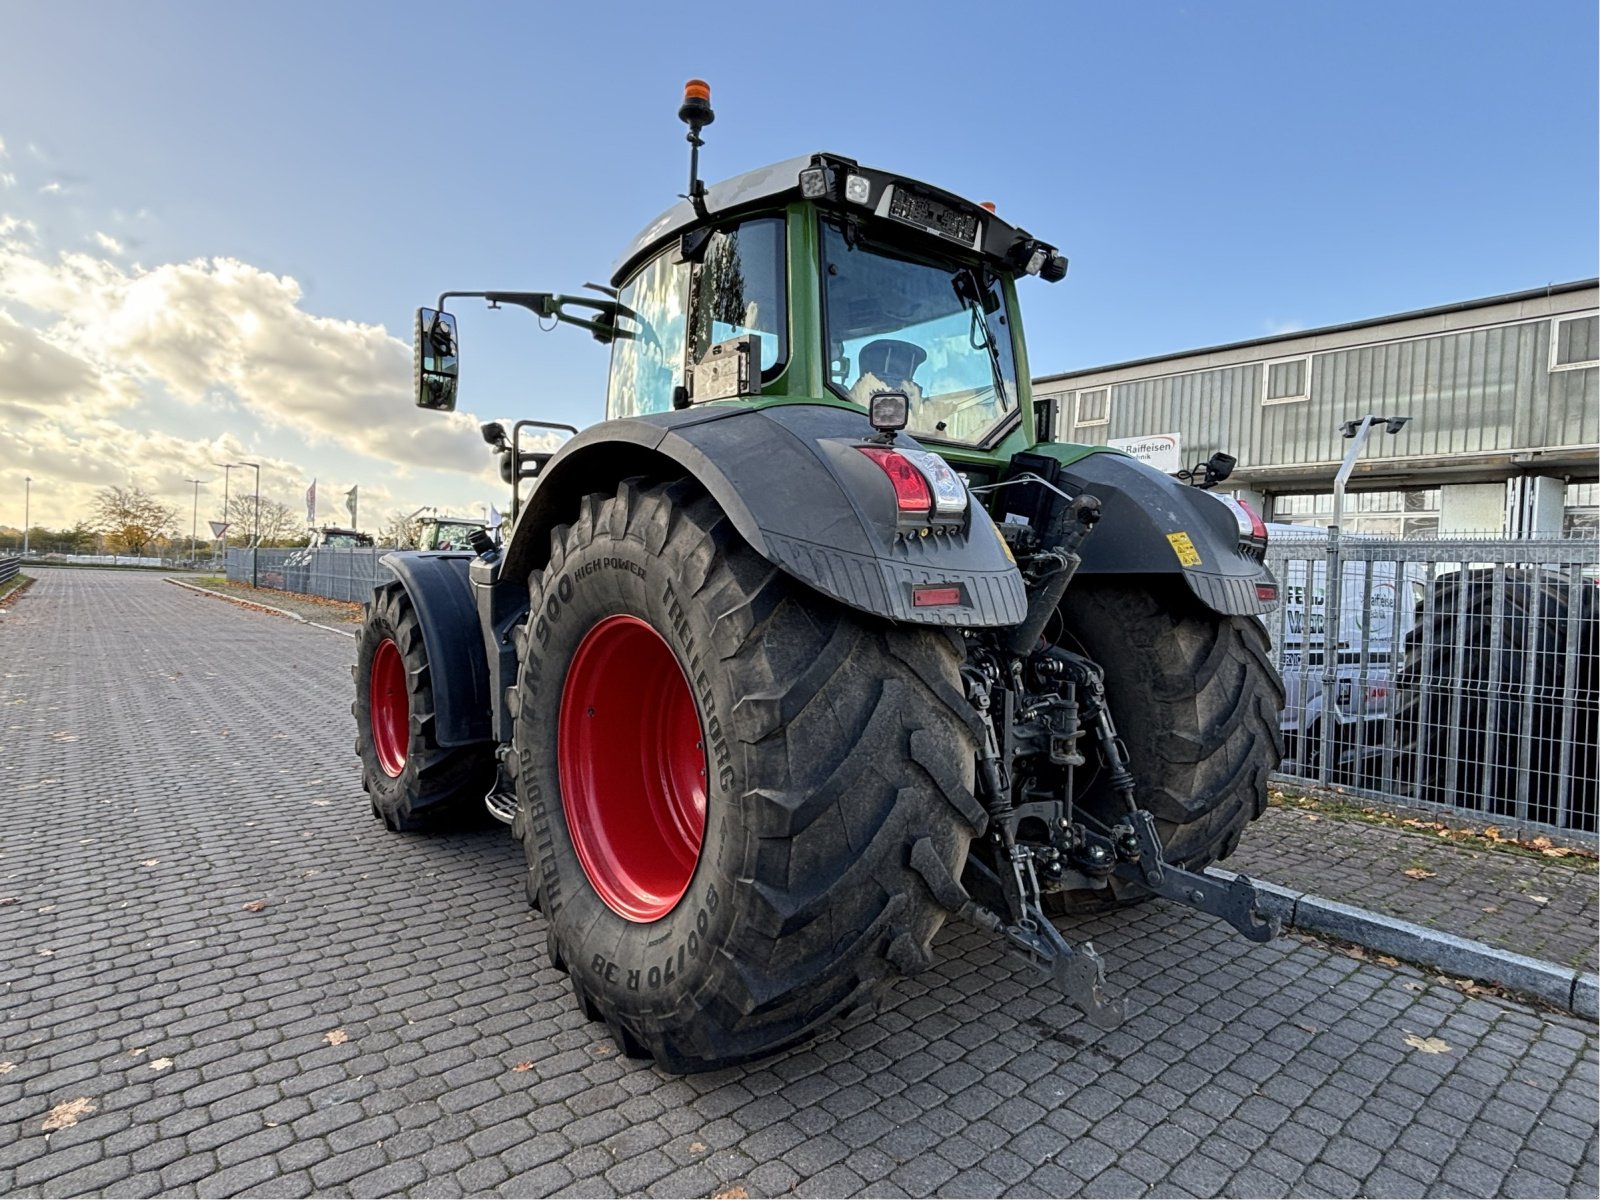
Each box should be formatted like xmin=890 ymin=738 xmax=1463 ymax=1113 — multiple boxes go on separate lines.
xmin=510 ymin=479 xmax=981 ymax=1072
xmin=353 ymin=579 xmax=494 ymax=832
xmin=1047 ymin=580 xmax=1285 ymax=914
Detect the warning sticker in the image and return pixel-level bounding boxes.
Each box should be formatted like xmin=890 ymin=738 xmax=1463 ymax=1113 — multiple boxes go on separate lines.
xmin=1166 ymin=531 xmax=1202 ymax=567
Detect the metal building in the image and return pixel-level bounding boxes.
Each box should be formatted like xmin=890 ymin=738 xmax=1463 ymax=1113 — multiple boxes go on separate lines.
xmin=1035 ymin=280 xmax=1599 ymax=535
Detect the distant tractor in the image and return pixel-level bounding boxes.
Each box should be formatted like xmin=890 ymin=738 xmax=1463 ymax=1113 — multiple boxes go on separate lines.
xmin=415 ymin=514 xmax=492 ymax=552
xmin=353 ymin=83 xmax=1284 ymax=1072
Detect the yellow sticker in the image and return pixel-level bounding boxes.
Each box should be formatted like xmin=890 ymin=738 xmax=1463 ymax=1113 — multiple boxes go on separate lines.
xmin=1166 ymin=531 xmax=1202 ymax=568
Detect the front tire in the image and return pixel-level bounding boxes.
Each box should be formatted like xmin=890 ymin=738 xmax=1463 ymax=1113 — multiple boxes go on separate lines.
xmin=511 ymin=479 xmax=981 ymax=1072
xmin=353 ymin=579 xmax=494 ymax=831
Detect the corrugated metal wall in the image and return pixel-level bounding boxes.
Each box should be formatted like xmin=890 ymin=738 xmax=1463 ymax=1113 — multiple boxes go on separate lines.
xmin=1047 ymin=315 xmax=1600 ymax=469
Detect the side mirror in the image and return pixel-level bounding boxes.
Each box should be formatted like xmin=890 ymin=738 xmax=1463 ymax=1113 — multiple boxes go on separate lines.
xmin=413 ymin=308 xmax=460 ymax=411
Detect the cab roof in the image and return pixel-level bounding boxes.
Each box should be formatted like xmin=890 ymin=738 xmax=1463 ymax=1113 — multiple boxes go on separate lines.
xmin=609 ymin=152 xmax=1060 ymax=288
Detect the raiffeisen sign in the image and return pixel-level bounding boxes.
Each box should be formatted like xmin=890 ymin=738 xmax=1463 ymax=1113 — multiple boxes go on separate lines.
xmin=1108 ymin=433 xmax=1183 ymax=475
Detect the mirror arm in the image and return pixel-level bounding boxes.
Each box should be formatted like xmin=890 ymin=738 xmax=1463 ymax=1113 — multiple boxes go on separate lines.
xmin=435 ymin=291 xmax=622 ymax=343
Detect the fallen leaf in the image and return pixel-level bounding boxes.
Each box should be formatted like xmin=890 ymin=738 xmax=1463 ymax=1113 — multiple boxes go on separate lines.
xmin=312 ymin=800 xmax=333 ymax=808
xmin=36 ymin=947 xmax=54 ymax=957
xmin=1402 ymin=981 xmax=1425 ymax=992
xmin=1531 ymin=836 xmax=1553 ymax=849
xmin=323 ymin=1029 xmax=348 ymax=1046
xmin=1481 ymin=905 xmax=1500 ymax=914
xmin=511 ymin=1061 xmax=535 ymax=1072
xmin=0 ymin=1062 xmax=13 ymax=1074
xmin=1295 ymin=1022 xmax=1319 ymax=1034
xmin=1541 ymin=847 xmax=1573 ymax=858
xmin=1529 ymin=895 xmax=1550 ymax=906
xmin=149 ymin=1058 xmax=174 ymax=1071
xmin=1403 ymin=868 xmax=1436 ymax=880
xmin=141 ymin=859 xmax=160 ymax=867
xmin=1377 ymin=955 xmax=1400 ymax=967
xmin=1302 ymin=813 xmax=1321 ymax=822
xmin=42 ymin=1097 xmax=96 ymax=1131
xmin=128 ymin=1047 xmax=145 ymax=1058
xmin=241 ymin=900 xmax=268 ymax=912
xmin=712 ymin=1187 xmax=750 ymax=1200
xmin=0 ymin=897 xmax=17 ymax=906
xmin=689 ymin=1140 xmax=708 ymax=1154
xmin=1403 ymin=1034 xmax=1452 ymax=1054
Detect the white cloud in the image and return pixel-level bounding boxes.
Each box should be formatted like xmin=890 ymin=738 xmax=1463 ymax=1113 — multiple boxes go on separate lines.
xmin=0 ymin=173 xmax=14 ymax=190
xmin=0 ymin=236 xmax=494 ymax=478
xmin=39 ymin=181 xmax=62 ymax=195
xmin=1264 ymin=318 xmax=1303 ymax=336
xmin=91 ymin=231 xmax=123 ymax=255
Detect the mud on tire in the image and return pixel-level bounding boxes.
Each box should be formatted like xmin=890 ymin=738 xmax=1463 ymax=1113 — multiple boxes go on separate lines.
xmin=510 ymin=479 xmax=981 ymax=1072
xmin=353 ymin=579 xmax=495 ymax=832
xmin=1048 ymin=580 xmax=1285 ymax=914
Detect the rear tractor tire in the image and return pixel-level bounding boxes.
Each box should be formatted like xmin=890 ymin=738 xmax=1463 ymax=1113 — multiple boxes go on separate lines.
xmin=1048 ymin=580 xmax=1285 ymax=914
xmin=353 ymin=579 xmax=495 ymax=832
xmin=511 ymin=479 xmax=981 ymax=1072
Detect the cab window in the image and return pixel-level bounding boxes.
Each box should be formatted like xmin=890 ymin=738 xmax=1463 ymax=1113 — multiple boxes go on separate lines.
xmin=689 ymin=217 xmax=787 ymax=381
xmin=606 ymin=250 xmax=690 ymax=419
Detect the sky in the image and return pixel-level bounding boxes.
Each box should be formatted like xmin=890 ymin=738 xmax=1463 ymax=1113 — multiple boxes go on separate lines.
xmin=1 ymin=0 xmax=1595 ymax=532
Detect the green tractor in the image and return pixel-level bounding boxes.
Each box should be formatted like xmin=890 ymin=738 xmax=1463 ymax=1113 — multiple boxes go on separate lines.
xmin=354 ymin=83 xmax=1284 ymax=1072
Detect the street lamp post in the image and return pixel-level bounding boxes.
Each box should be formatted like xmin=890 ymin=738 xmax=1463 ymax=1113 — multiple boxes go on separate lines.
xmin=216 ymin=463 xmax=236 ymax=573
xmin=234 ymin=462 xmax=261 ymax=587
xmin=22 ymin=476 xmax=30 ymax=557
xmin=185 ymin=478 xmax=204 ymax=566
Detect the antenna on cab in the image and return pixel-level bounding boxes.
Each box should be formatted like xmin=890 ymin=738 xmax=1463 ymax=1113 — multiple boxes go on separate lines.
xmin=679 ymin=79 xmax=715 ymax=219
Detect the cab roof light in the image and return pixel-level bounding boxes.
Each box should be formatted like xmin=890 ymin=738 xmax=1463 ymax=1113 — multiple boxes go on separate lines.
xmin=858 ymin=446 xmax=932 ymax=514
xmin=844 ymin=173 xmax=872 ymax=205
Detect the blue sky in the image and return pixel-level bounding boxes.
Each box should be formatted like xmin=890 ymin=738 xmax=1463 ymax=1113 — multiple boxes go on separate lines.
xmin=2 ymin=0 xmax=1595 ymax=530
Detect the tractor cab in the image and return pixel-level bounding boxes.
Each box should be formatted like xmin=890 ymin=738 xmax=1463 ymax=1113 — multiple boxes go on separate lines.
xmin=413 ymin=87 xmax=1067 ymax=469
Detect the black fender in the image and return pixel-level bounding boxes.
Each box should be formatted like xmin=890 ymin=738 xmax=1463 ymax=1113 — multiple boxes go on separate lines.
xmin=1017 ymin=447 xmax=1275 ymax=617
xmin=376 ymin=552 xmax=493 ymax=748
xmin=501 ymin=403 xmax=1028 ymax=628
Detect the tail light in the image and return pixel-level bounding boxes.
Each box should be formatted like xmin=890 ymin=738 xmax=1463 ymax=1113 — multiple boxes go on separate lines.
xmin=858 ymin=447 xmax=932 ymax=514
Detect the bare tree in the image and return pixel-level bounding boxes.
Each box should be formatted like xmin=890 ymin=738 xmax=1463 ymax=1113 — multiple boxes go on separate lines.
xmin=378 ymin=509 xmax=424 ymax=549
xmin=223 ymin=495 xmax=304 ymax=547
xmin=92 ymin=486 xmax=178 ymax=556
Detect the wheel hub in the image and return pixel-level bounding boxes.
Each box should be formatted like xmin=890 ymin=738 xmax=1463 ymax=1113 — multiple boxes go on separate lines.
xmin=369 ymin=636 xmax=409 ymax=778
xmin=558 ymin=615 xmax=708 ymax=922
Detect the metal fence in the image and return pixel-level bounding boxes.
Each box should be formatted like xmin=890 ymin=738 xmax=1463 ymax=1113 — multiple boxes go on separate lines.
xmin=0 ymin=556 xmax=18 ymax=587
xmin=225 ymin=547 xmax=390 ymax=603
xmin=1263 ymin=531 xmax=1599 ymax=837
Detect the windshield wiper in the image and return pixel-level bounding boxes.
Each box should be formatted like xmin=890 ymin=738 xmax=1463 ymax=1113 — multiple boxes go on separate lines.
xmin=955 ymin=270 xmax=1009 ymax=409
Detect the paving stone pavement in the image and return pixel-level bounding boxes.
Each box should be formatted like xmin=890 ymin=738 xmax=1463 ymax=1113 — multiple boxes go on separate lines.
xmin=1226 ymin=806 xmax=1599 ymax=974
xmin=2 ymin=568 xmax=1597 ymax=1200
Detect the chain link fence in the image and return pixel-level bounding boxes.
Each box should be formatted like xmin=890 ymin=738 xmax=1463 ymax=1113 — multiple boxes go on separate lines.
xmin=225 ymin=547 xmax=390 ymax=603
xmin=1264 ymin=531 xmax=1599 ymax=837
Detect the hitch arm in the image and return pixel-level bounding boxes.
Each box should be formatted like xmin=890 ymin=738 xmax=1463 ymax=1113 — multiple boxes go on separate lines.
xmin=1115 ymin=810 xmax=1278 ymax=942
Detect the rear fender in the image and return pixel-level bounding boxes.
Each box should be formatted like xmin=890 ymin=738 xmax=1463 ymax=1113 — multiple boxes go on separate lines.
xmin=1014 ymin=446 xmax=1275 ymax=617
xmin=377 ymin=552 xmax=493 ymax=748
xmin=500 ymin=404 xmax=1028 ymax=628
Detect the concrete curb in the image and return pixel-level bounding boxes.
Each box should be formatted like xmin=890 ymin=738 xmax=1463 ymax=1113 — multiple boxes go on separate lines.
xmin=1207 ymin=866 xmax=1599 ymax=1020
xmin=165 ymin=578 xmax=357 ymax=639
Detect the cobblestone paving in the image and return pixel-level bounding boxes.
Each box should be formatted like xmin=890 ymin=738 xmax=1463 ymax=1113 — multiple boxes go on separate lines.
xmin=2 ymin=569 xmax=1597 ymax=1199
xmin=1227 ymin=806 xmax=1599 ymax=973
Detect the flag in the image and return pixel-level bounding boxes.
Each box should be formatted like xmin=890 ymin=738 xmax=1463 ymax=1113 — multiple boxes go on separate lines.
xmin=344 ymin=485 xmax=358 ymax=526
xmin=488 ymin=504 xmax=502 ymax=530
xmin=305 ymin=479 xmax=316 ymax=527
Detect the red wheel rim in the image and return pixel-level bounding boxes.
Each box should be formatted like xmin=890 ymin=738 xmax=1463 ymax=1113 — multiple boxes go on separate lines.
xmin=558 ymin=615 xmax=708 ymax=922
xmin=369 ymin=637 xmax=409 ymax=778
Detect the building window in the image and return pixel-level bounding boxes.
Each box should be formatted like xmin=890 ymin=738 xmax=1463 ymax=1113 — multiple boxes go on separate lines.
xmin=1552 ymin=314 xmax=1599 ymax=370
xmin=1075 ymin=388 xmax=1109 ymax=427
xmin=1263 ymin=357 xmax=1309 ymax=403
xmin=1566 ymin=481 xmax=1599 ymax=534
xmin=1270 ymin=488 xmax=1440 ymax=536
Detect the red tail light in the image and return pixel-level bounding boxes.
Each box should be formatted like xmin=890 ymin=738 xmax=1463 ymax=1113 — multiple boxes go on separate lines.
xmin=858 ymin=447 xmax=932 ymax=514
xmin=1237 ymin=498 xmax=1268 ymax=542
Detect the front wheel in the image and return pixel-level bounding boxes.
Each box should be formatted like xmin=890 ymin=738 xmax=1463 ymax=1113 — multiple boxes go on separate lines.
xmin=353 ymin=580 xmax=494 ymax=831
xmin=510 ymin=479 xmax=981 ymax=1072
